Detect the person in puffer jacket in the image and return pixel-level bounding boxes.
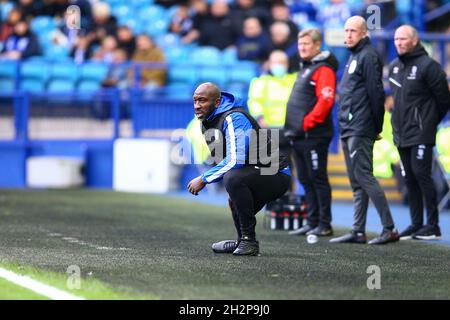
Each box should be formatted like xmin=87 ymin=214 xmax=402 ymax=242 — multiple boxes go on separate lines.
xmin=388 ymin=25 xmax=450 ymax=241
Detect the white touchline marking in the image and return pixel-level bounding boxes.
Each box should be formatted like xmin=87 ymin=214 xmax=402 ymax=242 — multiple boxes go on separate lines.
xmin=0 ymin=267 xmax=85 ymax=300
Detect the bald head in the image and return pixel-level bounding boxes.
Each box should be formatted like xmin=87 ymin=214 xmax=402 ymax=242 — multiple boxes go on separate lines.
xmin=193 ymin=83 xmax=221 ymax=121
xmin=394 ymin=25 xmax=419 ymax=55
xmin=344 ymin=16 xmax=368 ymax=48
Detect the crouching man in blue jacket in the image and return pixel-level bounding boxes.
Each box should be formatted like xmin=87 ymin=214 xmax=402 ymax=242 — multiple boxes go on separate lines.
xmin=188 ymin=82 xmax=291 ymax=256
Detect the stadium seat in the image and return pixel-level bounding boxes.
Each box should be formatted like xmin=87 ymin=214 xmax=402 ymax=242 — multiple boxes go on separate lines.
xmin=137 ymin=4 xmax=166 ymax=22
xmin=142 ymin=18 xmax=169 ymax=37
xmin=189 ymin=46 xmax=222 ymax=65
xmin=50 ymin=62 xmax=79 ymax=82
xmin=198 ymin=64 xmax=228 ymax=86
xmin=164 ymin=82 xmax=194 ymax=99
xmin=77 ymin=80 xmax=101 ymax=92
xmin=20 ymin=78 xmax=46 ymax=93
xmin=165 ymin=45 xmax=193 ymax=63
xmin=0 ymin=78 xmax=15 ymax=93
xmin=0 ymin=60 xmax=18 ymax=78
xmin=30 ymin=16 xmax=56 ymax=34
xmin=20 ymin=61 xmax=50 ymax=83
xmin=111 ymin=5 xmax=133 ymax=21
xmin=225 ymin=82 xmax=249 ymax=99
xmin=168 ymin=63 xmax=198 ymax=86
xmin=44 ymin=45 xmax=70 ymax=61
xmin=221 ymin=47 xmax=238 ymax=65
xmin=0 ymin=1 xmax=13 ymax=20
xmin=47 ymin=79 xmax=76 ymax=92
xmin=155 ymin=33 xmax=181 ymax=50
xmin=79 ymin=62 xmax=109 ymax=82
xmin=229 ymin=61 xmax=259 ymax=84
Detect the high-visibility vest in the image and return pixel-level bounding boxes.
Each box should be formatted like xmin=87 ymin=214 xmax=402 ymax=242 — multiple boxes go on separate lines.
xmin=437 ymin=127 xmax=450 ymax=173
xmin=373 ymin=112 xmax=399 ymax=178
xmin=247 ymin=73 xmax=296 ymax=128
xmin=186 ymin=117 xmax=210 ymax=164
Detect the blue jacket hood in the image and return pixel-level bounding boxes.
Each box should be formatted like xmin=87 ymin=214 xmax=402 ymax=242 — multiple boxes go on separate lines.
xmin=206 ymin=91 xmax=240 ymax=121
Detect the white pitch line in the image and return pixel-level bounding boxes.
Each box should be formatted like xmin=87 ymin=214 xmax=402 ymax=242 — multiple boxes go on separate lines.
xmin=0 ymin=267 xmax=85 ymax=300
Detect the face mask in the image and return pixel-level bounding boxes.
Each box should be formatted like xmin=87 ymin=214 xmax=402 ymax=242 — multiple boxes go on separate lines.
xmin=270 ymin=64 xmax=288 ymax=77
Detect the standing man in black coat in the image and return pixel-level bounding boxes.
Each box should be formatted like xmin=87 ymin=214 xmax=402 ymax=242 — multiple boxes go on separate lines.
xmin=330 ymin=16 xmax=399 ymax=245
xmin=389 ymin=25 xmax=450 ymax=240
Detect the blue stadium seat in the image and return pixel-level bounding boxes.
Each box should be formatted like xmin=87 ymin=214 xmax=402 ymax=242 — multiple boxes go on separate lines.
xmin=79 ymin=62 xmax=109 ymax=82
xmin=47 ymin=79 xmax=76 ymax=92
xmin=165 ymin=45 xmax=193 ymax=63
xmin=30 ymin=16 xmax=56 ymax=34
xmin=0 ymin=60 xmax=18 ymax=78
xmin=0 ymin=1 xmax=13 ymax=20
xmin=142 ymin=18 xmax=169 ymax=37
xmin=168 ymin=63 xmax=198 ymax=85
xmin=0 ymin=78 xmax=15 ymax=93
xmin=20 ymin=61 xmax=50 ymax=83
xmin=229 ymin=61 xmax=259 ymax=84
xmin=130 ymin=0 xmax=155 ymax=10
xmin=20 ymin=79 xmax=46 ymax=93
xmin=50 ymin=62 xmax=79 ymax=82
xmin=155 ymin=33 xmax=181 ymax=50
xmin=189 ymin=46 xmax=222 ymax=65
xmin=77 ymin=80 xmax=101 ymax=92
xmin=164 ymin=82 xmax=193 ymax=99
xmin=198 ymin=65 xmax=228 ymax=86
xmin=221 ymin=47 xmax=238 ymax=65
xmin=44 ymin=45 xmax=70 ymax=61
xmin=225 ymin=82 xmax=249 ymax=100
xmin=138 ymin=4 xmax=166 ymax=21
xmin=111 ymin=5 xmax=133 ymax=21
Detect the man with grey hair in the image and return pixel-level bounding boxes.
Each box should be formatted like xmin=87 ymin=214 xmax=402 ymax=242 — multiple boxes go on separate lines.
xmin=330 ymin=16 xmax=399 ymax=245
xmin=389 ymin=25 xmax=450 ymax=240
xmin=285 ymin=28 xmax=338 ymax=238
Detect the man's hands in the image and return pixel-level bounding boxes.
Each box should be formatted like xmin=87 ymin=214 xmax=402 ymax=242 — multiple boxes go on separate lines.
xmin=187 ymin=176 xmax=206 ymax=196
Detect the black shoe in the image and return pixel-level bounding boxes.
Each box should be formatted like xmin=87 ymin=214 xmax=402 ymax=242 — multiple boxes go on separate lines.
xmin=399 ymin=225 xmax=423 ymax=240
xmin=307 ymin=226 xmax=334 ymax=237
xmin=368 ymin=229 xmax=400 ymax=245
xmin=232 ymin=240 xmax=260 ymax=256
xmin=288 ymin=224 xmax=315 ymax=236
xmin=413 ymin=225 xmax=442 ymax=240
xmin=212 ymin=240 xmax=238 ymax=253
xmin=329 ymin=231 xmax=367 ymax=244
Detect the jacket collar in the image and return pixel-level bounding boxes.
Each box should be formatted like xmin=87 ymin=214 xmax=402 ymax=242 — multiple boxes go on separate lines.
xmin=349 ymin=36 xmax=371 ymax=53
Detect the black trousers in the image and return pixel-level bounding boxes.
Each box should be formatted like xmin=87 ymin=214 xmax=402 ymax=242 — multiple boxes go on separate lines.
xmin=342 ymin=136 xmax=395 ymax=232
xmin=398 ymin=145 xmax=439 ymax=227
xmin=291 ymin=137 xmax=332 ymax=228
xmin=224 ymin=166 xmax=290 ymax=240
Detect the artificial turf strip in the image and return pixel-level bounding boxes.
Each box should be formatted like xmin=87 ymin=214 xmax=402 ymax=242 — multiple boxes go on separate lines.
xmin=0 ymin=189 xmax=449 ymax=299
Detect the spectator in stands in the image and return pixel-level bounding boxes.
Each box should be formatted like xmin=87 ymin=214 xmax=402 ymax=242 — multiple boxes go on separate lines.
xmin=169 ymin=3 xmax=194 ymax=37
xmin=130 ymin=34 xmax=166 ymax=88
xmin=0 ymin=19 xmax=40 ymax=60
xmin=317 ymin=0 xmax=351 ymax=69
xmin=17 ymin=0 xmax=43 ymax=21
xmin=197 ymin=0 xmax=238 ymax=50
xmin=180 ymin=0 xmax=209 ymax=44
xmin=230 ymin=0 xmax=272 ymax=32
xmin=388 ymin=25 xmax=450 ymax=241
xmin=268 ymin=21 xmax=299 ymax=72
xmin=270 ymin=1 xmax=298 ymax=43
xmin=86 ymin=1 xmax=117 ymax=47
xmin=92 ymin=35 xmax=117 ymax=63
xmin=236 ymin=17 xmax=271 ymax=64
xmin=101 ymin=48 xmax=129 ymax=89
xmin=0 ymin=8 xmax=22 ymax=43
xmin=116 ymin=25 xmax=136 ymax=59
xmin=71 ymin=35 xmax=93 ymax=64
